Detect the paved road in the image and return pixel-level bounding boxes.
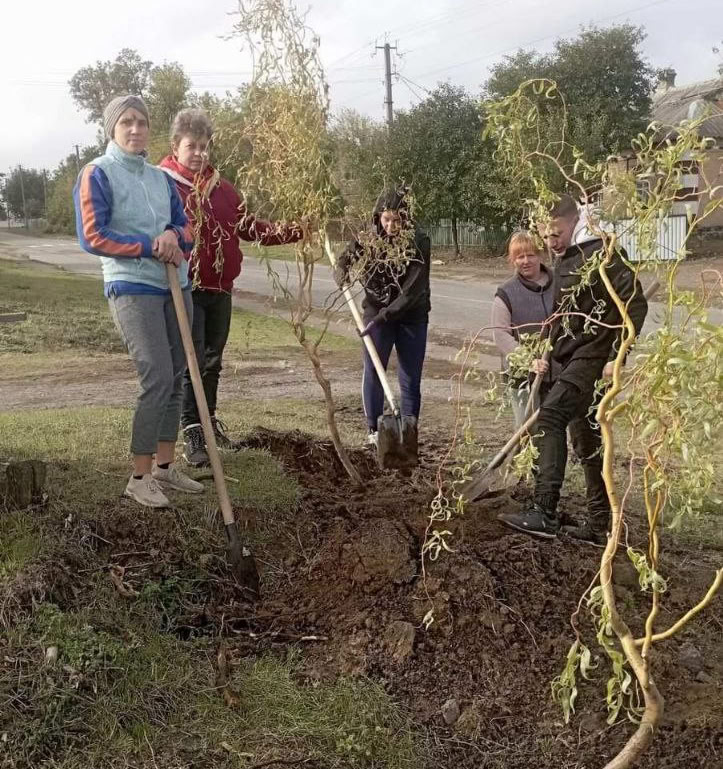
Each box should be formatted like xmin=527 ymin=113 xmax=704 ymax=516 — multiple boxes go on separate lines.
xmin=1 ymin=230 xmax=718 ymax=340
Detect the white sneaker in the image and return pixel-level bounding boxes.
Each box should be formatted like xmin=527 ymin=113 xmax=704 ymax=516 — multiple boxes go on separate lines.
xmin=124 ymin=474 xmax=170 ymax=508
xmin=367 ymin=431 xmax=379 ymax=448
xmin=152 ymin=463 xmax=204 ymax=494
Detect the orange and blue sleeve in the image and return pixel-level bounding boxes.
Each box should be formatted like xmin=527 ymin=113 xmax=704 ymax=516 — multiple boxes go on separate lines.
xmin=74 ymin=165 xmax=153 ymax=258
xmin=163 ymin=175 xmax=193 ymax=253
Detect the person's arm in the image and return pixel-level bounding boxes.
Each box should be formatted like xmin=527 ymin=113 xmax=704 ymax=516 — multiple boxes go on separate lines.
xmin=491 ymin=295 xmax=519 ymax=359
xmin=372 ymin=234 xmax=430 ymax=323
xmin=74 ymin=165 xmax=154 ymax=258
xmin=163 ymin=175 xmax=193 ymax=253
xmin=333 ymin=239 xmax=361 ymax=287
xmin=234 ymin=190 xmax=303 ymax=246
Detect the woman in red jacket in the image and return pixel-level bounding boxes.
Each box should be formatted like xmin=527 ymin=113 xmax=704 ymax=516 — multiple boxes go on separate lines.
xmin=160 ymin=108 xmax=302 ymax=466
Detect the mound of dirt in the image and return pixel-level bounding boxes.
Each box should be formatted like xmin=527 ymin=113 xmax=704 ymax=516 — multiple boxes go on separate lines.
xmin=6 ymin=429 xmax=720 ymax=768
xmin=229 ymin=428 xmax=723 ymax=769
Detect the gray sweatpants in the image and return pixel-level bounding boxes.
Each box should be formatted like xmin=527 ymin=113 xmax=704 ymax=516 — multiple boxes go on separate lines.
xmin=109 ymin=291 xmax=193 ymax=456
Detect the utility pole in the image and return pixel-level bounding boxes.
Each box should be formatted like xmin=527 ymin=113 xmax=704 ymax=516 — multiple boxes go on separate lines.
xmin=376 ymin=41 xmax=397 ymax=128
xmin=18 ymin=165 xmax=28 ymax=229
xmin=42 ymin=169 xmax=48 ymax=220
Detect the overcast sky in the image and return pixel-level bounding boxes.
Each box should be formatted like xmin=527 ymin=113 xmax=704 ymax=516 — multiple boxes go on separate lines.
xmin=2 ymin=0 xmax=721 ymax=172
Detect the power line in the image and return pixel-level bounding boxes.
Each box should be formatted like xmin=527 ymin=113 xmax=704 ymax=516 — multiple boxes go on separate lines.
xmin=410 ymin=0 xmax=674 ymax=82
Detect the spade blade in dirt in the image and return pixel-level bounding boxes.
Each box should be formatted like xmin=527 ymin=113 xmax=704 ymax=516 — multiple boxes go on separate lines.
xmin=226 ymin=523 xmax=260 ymax=599
xmin=377 ymin=414 xmax=418 ymax=470
xmin=459 ymin=408 xmax=540 ymax=503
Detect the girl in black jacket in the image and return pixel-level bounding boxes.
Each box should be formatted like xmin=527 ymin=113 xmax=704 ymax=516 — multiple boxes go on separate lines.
xmin=335 ymin=188 xmax=431 ymax=444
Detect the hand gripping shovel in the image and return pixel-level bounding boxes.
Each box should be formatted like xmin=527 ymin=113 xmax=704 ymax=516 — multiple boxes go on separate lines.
xmin=324 ymin=236 xmax=418 ymax=470
xmin=166 ymin=264 xmax=260 ymax=598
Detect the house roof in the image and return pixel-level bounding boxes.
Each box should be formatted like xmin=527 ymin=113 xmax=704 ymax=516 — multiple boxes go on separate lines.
xmin=652 ymin=76 xmax=723 ymax=138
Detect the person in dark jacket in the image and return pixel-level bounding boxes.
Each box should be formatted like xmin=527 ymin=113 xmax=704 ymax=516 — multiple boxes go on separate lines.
xmin=159 ymin=108 xmax=302 ymax=466
xmin=498 ymin=195 xmax=648 ymax=546
xmin=491 ymin=230 xmax=555 ymax=426
xmin=335 ymin=188 xmax=431 ymax=445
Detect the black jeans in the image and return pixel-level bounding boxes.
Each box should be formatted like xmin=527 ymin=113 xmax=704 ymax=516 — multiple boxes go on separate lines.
xmin=533 ymin=373 xmax=610 ymax=524
xmin=181 ymin=290 xmax=232 ymax=428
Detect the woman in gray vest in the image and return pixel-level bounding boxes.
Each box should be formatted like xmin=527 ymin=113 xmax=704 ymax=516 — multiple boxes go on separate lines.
xmin=491 ymin=230 xmax=555 ymax=426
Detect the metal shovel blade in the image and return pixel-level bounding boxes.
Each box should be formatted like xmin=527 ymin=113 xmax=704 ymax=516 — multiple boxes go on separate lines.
xmin=377 ymin=415 xmax=418 ymax=470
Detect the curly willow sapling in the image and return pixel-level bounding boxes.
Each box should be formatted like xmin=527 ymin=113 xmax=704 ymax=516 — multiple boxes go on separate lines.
xmin=221 ymin=0 xmax=419 ymax=484
xmin=426 ymin=79 xmax=722 ymax=768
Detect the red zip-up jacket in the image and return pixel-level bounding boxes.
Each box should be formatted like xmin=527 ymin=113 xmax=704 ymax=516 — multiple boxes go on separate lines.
xmin=159 ymin=156 xmax=302 ymax=293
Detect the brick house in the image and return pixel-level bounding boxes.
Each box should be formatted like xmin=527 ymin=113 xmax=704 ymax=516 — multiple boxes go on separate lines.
xmin=610 ymin=70 xmax=723 ymax=232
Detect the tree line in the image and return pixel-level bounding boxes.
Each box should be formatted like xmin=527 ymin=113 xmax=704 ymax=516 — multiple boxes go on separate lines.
xmin=2 ymin=25 xmax=659 ymax=255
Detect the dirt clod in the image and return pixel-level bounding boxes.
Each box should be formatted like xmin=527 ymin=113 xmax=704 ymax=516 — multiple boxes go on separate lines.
xmin=441 ymin=698 xmax=461 ymax=726
xmin=384 ymin=620 xmax=416 ymax=663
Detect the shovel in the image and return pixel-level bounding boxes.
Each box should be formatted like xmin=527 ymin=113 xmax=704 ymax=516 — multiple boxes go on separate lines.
xmin=166 ymin=263 xmax=260 ymax=598
xmin=324 ymin=236 xmax=418 ymax=470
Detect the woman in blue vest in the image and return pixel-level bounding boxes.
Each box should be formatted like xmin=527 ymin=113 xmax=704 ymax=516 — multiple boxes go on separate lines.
xmin=491 ymin=230 xmax=555 ymax=426
xmin=74 ymin=95 xmax=204 ymax=508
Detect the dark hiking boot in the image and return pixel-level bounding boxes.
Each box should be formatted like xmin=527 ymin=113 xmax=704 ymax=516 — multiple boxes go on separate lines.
xmin=561 ymin=519 xmax=608 ymax=548
xmin=183 ymin=424 xmax=209 ymax=467
xmin=211 ymin=417 xmax=236 ymax=451
xmin=498 ymin=504 xmax=560 ymax=539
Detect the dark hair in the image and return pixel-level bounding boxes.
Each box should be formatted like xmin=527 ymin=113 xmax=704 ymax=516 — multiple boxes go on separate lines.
xmin=548 ymin=194 xmax=578 ymax=219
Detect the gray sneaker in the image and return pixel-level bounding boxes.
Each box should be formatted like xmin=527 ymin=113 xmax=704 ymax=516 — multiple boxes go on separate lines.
xmin=183 ymin=424 xmax=209 ymax=467
xmin=124 ymin=474 xmax=170 ymax=508
xmin=152 ymin=464 xmax=204 ymax=494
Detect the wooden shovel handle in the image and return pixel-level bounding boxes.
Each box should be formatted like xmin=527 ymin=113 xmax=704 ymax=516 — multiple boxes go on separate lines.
xmin=166 ymin=265 xmax=236 ymax=529
xmin=323 ymin=234 xmax=399 ymax=414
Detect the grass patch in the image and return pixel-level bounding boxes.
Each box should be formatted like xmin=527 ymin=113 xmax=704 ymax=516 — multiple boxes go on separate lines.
xmin=0 ymin=258 xmax=354 ymax=361
xmin=0 ymin=260 xmax=122 ymax=354
xmin=2 ymin=603 xmax=424 ymax=768
xmin=0 ymin=511 xmax=42 ymax=578
xmin=0 ymin=405 xmax=300 ymax=517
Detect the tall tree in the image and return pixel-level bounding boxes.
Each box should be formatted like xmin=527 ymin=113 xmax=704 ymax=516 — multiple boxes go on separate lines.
xmin=387 ymin=83 xmax=503 ymax=255
xmin=69 ymin=49 xmax=192 ymax=159
xmin=46 ymin=144 xmax=103 ymax=234
xmin=69 ymin=48 xmax=154 ymax=124
xmin=329 ymin=108 xmax=388 ymax=216
xmin=4 ymin=167 xmax=45 ymax=220
xmin=485 ymin=24 xmax=656 ymax=163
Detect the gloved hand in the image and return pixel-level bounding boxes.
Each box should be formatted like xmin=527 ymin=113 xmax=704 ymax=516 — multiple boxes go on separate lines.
xmin=358 ymin=320 xmax=377 ymax=338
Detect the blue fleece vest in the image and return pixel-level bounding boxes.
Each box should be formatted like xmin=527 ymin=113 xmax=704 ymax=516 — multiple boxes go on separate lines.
xmin=91 ymin=142 xmax=189 ymax=291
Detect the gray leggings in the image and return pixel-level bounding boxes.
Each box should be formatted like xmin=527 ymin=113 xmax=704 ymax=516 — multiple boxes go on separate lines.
xmin=109 ymin=291 xmax=192 ymax=456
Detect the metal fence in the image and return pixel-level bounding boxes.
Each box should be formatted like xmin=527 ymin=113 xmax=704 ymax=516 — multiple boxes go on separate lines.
xmin=426 ymin=219 xmax=508 ymax=252
xmin=605 ymin=214 xmax=688 ymax=262
xmin=427 ymin=215 xmax=688 ymax=260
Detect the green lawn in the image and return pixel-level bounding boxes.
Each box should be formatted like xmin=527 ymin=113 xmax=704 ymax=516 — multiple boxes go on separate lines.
xmin=0 ymin=259 xmax=355 ymax=358
xmin=0 ymin=256 xmax=422 ymax=769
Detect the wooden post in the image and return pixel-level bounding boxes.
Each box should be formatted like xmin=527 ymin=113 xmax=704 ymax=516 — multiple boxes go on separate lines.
xmin=1 ymin=460 xmax=47 ymax=510
xmin=0 ymin=312 xmax=27 ymax=324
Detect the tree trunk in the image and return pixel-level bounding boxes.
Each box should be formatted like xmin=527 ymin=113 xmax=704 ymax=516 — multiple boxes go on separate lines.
xmin=1 ymin=459 xmax=47 ymax=510
xmin=451 ymin=214 xmax=460 ymax=258
xmin=303 ymin=341 xmax=363 ymax=487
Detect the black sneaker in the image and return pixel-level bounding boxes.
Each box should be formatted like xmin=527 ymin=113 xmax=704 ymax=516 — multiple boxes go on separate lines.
xmin=211 ymin=417 xmax=236 ymax=451
xmin=560 ymin=520 xmax=608 ymax=548
xmin=183 ymin=424 xmax=209 ymax=467
xmin=498 ymin=504 xmax=560 ymax=539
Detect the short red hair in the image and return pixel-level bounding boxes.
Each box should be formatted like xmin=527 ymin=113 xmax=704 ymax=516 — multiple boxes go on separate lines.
xmin=505 ymin=230 xmax=541 ymax=266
